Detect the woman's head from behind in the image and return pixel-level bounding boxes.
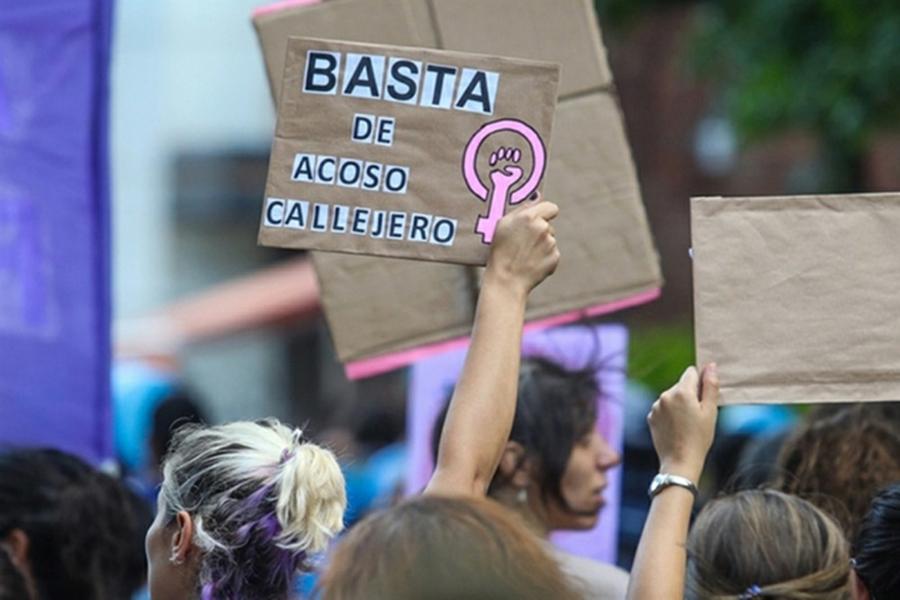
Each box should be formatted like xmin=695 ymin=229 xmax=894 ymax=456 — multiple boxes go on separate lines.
xmin=146 ymin=419 xmax=346 ymax=600
xmin=320 ymin=495 xmax=580 ymax=600
xmin=852 ymin=483 xmax=900 ymax=600
xmin=0 ymin=449 xmax=151 ymax=600
xmin=775 ymin=404 xmax=900 ymax=541
xmin=433 ymin=356 xmax=620 ymax=532
xmin=687 ymin=489 xmax=851 ymax=599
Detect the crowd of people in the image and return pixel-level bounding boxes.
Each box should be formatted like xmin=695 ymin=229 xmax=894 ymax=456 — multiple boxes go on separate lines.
xmin=2 ymin=201 xmax=899 ymax=599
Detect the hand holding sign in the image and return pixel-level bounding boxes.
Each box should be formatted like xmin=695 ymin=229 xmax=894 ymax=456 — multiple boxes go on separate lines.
xmin=485 ymin=195 xmax=560 ymax=296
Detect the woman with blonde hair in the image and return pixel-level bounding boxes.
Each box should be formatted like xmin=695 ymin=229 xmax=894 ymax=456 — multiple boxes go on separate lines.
xmin=145 ymin=199 xmax=562 ymax=599
xmin=626 ymin=366 xmax=852 ymax=600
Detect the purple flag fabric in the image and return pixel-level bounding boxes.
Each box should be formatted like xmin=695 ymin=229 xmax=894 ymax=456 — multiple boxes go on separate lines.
xmin=407 ymin=324 xmax=627 ymax=563
xmin=0 ymin=1 xmax=113 ymax=461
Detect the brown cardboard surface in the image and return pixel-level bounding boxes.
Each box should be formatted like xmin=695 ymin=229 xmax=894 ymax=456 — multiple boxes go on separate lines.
xmin=252 ymin=0 xmax=662 ymax=370
xmin=253 ymin=0 xmax=426 ymax=101
xmin=526 ymin=93 xmax=662 ymax=317
xmin=693 ymin=193 xmax=900 ymax=405
xmin=404 ymin=0 xmax=439 ymax=47
xmin=429 ymin=0 xmax=612 ymax=98
xmin=253 ymin=0 xmax=473 ymax=366
xmin=313 ymin=252 xmax=474 ymax=361
xmin=259 ymin=37 xmax=560 ymax=264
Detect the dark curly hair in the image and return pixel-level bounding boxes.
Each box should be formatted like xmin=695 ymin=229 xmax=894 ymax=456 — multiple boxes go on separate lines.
xmin=0 ymin=449 xmax=151 ymax=600
xmin=433 ymin=356 xmax=600 ymax=507
xmin=0 ymin=547 xmax=29 ymax=600
xmin=853 ymin=483 xmax=900 ymax=599
xmin=774 ymin=404 xmax=900 ymax=541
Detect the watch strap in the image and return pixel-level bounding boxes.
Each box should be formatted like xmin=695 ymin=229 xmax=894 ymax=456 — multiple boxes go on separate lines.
xmin=648 ymin=473 xmax=698 ymax=499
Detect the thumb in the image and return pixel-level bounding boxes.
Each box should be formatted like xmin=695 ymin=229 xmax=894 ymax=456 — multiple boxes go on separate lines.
xmin=700 ymin=363 xmax=720 ymax=407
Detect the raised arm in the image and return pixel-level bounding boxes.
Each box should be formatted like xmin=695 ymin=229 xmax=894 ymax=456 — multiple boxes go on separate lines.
xmin=626 ymin=364 xmax=719 ymax=600
xmin=425 ymin=199 xmax=560 ymax=497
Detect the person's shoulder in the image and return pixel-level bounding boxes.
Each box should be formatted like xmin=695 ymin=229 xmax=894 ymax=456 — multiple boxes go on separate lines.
xmin=549 ymin=547 xmax=630 ymax=600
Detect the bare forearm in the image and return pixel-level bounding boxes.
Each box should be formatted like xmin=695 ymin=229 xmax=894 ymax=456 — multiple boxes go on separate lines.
xmin=626 ymin=485 xmax=695 ymax=600
xmin=425 ymin=274 xmax=527 ymax=496
xmin=631 ymin=364 xmax=718 ymax=600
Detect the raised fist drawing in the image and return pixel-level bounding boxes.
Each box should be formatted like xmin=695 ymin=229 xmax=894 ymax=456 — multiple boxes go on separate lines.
xmin=488 ymin=146 xmax=524 ymax=188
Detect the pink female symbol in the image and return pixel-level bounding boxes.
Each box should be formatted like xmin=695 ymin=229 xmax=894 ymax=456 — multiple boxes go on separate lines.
xmin=462 ymin=119 xmax=547 ymax=244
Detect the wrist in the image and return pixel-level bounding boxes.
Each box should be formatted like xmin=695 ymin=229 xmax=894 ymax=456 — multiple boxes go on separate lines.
xmin=659 ymin=460 xmax=702 ymax=484
xmin=482 ymin=266 xmax=529 ymax=302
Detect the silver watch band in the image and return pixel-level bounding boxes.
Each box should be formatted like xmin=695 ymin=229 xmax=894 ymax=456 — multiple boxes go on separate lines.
xmin=648 ymin=473 xmax=698 ymax=499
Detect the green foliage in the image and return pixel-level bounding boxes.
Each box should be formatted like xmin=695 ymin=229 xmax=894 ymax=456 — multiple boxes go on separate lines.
xmin=595 ymin=0 xmax=691 ymax=27
xmin=596 ymin=0 xmax=900 ymax=190
xmin=628 ymin=322 xmax=695 ymax=394
xmin=691 ymin=2 xmax=900 ymax=154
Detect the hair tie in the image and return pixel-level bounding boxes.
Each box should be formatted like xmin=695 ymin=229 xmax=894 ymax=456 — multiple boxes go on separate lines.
xmin=739 ymin=585 xmax=763 ymax=599
xmin=279 ymin=428 xmax=305 ymax=464
xmin=291 ymin=428 xmax=304 ymax=446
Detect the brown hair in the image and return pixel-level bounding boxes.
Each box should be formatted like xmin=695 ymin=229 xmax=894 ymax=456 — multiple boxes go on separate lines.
xmin=319 ymin=496 xmax=580 ymax=600
xmin=774 ymin=404 xmax=900 ymax=540
xmin=686 ymin=490 xmax=851 ymax=600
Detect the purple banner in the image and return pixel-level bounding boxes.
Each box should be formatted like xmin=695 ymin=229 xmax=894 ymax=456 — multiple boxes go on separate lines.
xmin=407 ymin=324 xmax=627 ymax=563
xmin=0 ymin=1 xmax=113 ymax=461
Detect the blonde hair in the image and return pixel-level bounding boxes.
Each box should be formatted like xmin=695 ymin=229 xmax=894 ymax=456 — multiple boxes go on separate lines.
xmin=686 ymin=490 xmax=851 ymax=600
xmin=160 ymin=418 xmax=346 ymax=599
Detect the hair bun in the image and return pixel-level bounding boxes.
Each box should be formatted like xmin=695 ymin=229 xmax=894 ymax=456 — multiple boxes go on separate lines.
xmin=274 ymin=440 xmax=346 ymax=554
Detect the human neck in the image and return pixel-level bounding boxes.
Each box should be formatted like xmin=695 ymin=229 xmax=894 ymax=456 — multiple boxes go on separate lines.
xmin=492 ymin=486 xmax=552 ymax=538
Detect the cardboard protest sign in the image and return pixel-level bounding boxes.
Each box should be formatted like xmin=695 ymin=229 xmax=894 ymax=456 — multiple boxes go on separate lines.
xmin=693 ymin=193 xmax=900 ymax=405
xmin=252 ymin=0 xmax=662 ymax=375
xmin=258 ymin=37 xmax=560 ymax=264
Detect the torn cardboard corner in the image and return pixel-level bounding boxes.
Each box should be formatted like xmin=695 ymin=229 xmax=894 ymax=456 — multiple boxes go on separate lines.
xmin=252 ymin=0 xmax=662 ymax=376
xmin=692 ymin=193 xmax=900 ymax=405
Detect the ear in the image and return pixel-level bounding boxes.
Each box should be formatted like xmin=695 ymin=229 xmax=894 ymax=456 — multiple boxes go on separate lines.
xmin=1 ymin=528 xmax=30 ymax=570
xmin=498 ymin=442 xmax=532 ymax=489
xmin=850 ymin=569 xmax=870 ymax=600
xmin=170 ymin=511 xmax=195 ymax=563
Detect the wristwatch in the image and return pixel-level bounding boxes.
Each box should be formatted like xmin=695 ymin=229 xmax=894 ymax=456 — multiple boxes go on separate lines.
xmin=648 ymin=473 xmax=698 ymax=499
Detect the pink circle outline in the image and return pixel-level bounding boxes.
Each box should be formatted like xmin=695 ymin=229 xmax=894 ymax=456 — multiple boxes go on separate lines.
xmin=462 ymin=118 xmax=547 ymax=204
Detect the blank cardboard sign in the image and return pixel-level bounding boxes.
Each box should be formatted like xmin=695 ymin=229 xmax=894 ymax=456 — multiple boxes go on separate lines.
xmin=693 ymin=194 xmax=900 ymax=405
